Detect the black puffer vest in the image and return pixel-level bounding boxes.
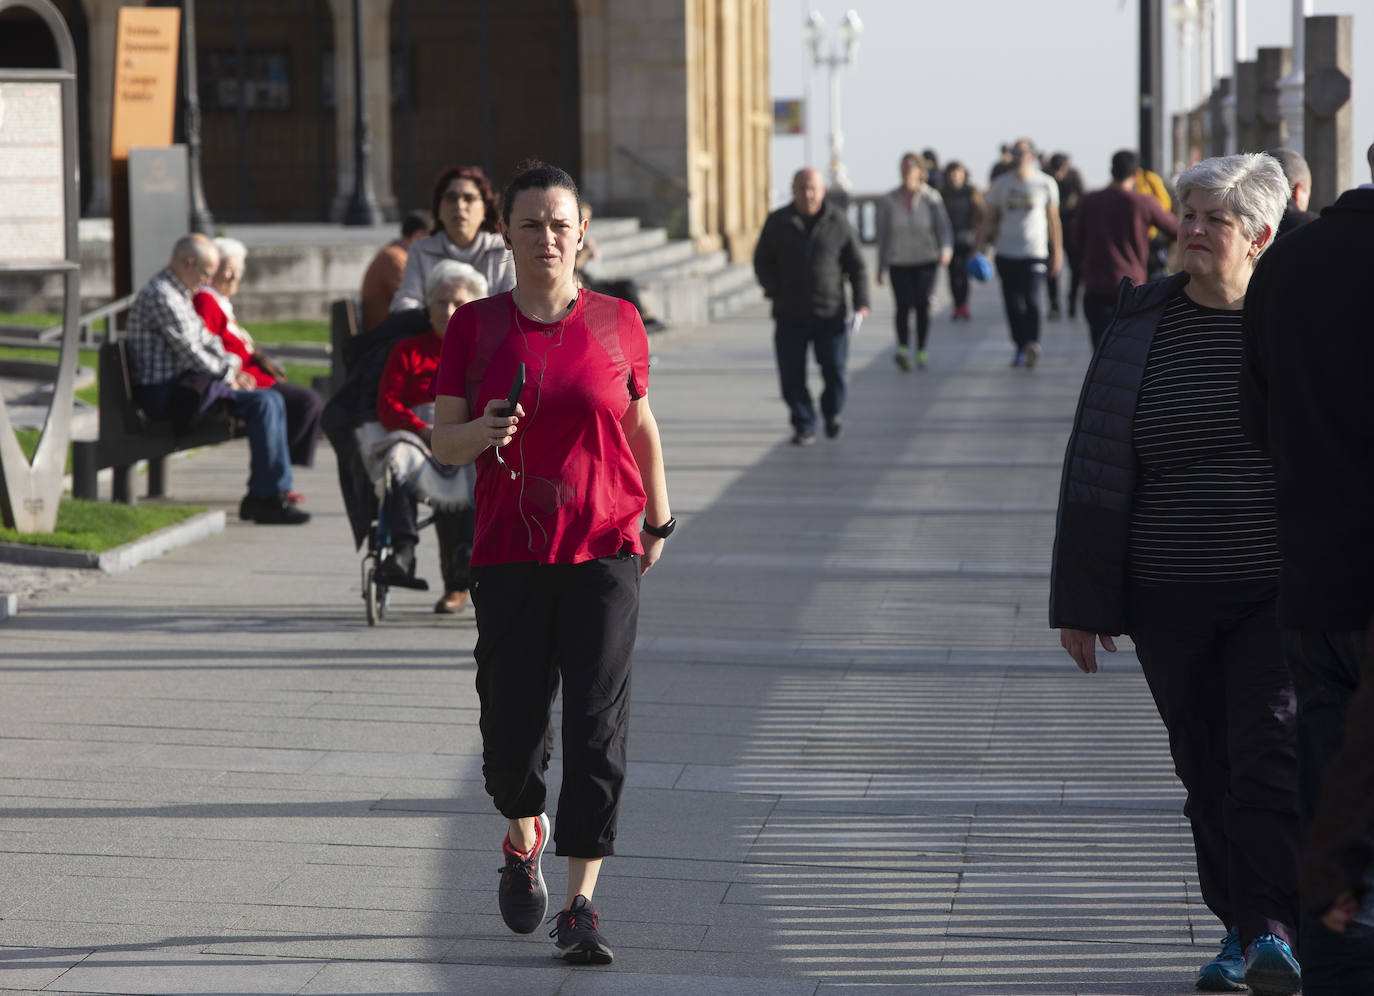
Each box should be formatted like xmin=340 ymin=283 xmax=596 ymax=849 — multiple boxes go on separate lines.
xmin=1048 ymin=272 xmax=1190 ymax=634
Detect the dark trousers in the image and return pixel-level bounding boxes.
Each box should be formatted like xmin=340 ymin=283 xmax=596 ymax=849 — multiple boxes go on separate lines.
xmin=384 ymin=494 xmax=473 ymax=592
xmin=774 ymin=316 xmax=848 ymax=434
xmin=1283 ymin=629 xmax=1374 ymax=995
xmin=888 ymin=263 xmax=938 ymax=350
xmin=948 ymin=248 xmax=971 ymax=307
xmin=470 ymin=552 xmax=640 ymax=858
xmin=1046 ymin=245 xmax=1082 ymax=316
xmin=994 ymin=256 xmax=1047 ymax=348
xmin=1128 ymin=582 xmax=1299 ymax=948
xmin=135 ymin=381 xmax=292 ymax=498
xmin=1083 ymin=292 xmax=1118 ymax=350
xmin=271 ymin=381 xmax=324 ymax=468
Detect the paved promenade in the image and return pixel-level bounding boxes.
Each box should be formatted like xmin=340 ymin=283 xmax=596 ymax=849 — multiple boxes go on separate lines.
xmin=1 ymin=283 xmax=1213 ymax=995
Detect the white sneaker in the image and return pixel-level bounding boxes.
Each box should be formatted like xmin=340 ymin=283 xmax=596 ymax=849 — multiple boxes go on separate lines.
xmin=1025 ymin=341 xmax=1042 ymax=369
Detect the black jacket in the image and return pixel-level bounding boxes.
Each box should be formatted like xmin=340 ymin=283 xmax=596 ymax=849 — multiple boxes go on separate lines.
xmin=1240 ymin=187 xmax=1374 ymax=630
xmin=753 ymin=200 xmax=870 ymax=322
xmin=1048 ymin=271 xmax=1189 ymax=634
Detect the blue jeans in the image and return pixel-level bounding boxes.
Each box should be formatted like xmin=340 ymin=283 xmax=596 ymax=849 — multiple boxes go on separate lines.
xmin=135 ymin=382 xmax=293 ymax=499
xmin=994 ymin=256 xmax=1048 ymax=348
xmin=774 ymin=316 xmax=848 ymax=434
xmin=1283 ymin=629 xmax=1374 ymax=994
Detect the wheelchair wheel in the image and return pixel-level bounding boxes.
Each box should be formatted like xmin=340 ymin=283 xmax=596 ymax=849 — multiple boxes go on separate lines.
xmin=365 ymin=567 xmax=380 ymax=626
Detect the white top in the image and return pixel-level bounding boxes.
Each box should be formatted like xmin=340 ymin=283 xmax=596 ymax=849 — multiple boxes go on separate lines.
xmin=986 ymin=169 xmax=1059 ymax=260
xmin=390 ymin=230 xmax=515 ymax=312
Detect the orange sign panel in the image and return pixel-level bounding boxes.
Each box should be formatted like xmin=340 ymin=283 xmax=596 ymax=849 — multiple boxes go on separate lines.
xmin=110 ymin=6 xmax=180 ymax=160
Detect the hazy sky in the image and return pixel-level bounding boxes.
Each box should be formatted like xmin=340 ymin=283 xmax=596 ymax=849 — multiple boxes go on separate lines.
xmin=769 ymin=0 xmax=1372 ymax=203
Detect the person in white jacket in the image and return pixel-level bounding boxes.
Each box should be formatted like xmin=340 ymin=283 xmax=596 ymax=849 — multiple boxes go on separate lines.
xmin=876 ymin=153 xmax=953 ymax=371
xmin=391 ymin=165 xmax=515 ymax=313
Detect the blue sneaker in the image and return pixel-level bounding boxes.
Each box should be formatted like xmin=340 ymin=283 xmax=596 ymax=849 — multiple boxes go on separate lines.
xmin=1196 ymin=927 xmax=1245 ymax=991
xmin=1244 ymin=933 xmax=1301 ymax=996
xmin=1011 ymin=348 xmax=1027 ymax=368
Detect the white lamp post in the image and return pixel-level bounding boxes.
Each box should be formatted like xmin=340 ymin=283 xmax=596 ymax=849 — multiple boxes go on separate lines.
xmin=805 ymin=9 xmax=863 ymax=193
xmin=1277 ymin=0 xmax=1313 ymax=153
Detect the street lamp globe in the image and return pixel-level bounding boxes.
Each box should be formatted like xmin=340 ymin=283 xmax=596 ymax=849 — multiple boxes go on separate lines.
xmin=840 ymin=10 xmax=863 ymax=63
xmin=805 ymin=11 xmax=825 ymax=63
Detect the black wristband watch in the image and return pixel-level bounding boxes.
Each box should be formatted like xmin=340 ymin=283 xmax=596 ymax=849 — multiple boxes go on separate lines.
xmin=643 ymin=516 xmax=676 ymax=540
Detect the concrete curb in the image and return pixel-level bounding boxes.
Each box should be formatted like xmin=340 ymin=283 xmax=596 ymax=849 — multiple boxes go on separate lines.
xmin=0 ymin=509 xmax=225 ymax=575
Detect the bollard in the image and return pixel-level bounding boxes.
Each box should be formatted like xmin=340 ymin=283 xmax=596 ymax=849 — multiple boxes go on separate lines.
xmin=1303 ymin=15 xmax=1353 ymax=211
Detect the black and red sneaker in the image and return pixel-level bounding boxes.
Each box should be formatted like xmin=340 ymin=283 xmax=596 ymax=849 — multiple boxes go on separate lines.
xmin=549 ymin=894 xmax=614 ymax=964
xmin=497 ymin=813 xmax=549 ymax=934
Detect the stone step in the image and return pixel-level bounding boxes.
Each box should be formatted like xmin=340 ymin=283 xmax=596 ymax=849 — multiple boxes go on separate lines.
xmin=587 ymin=217 xmax=640 ymax=239
xmin=707 ymin=265 xmax=765 ymax=321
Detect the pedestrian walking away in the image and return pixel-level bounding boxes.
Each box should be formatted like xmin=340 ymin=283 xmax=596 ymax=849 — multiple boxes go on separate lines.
xmin=941 ymin=160 xmax=985 ymax=322
xmin=1240 ymin=139 xmax=1374 ymax=996
xmin=1052 ymin=154 xmax=1302 ymax=996
xmin=876 ymin=152 xmax=952 ymax=372
xmin=975 ymin=138 xmax=1062 ymax=369
xmin=431 ymin=160 xmax=672 ymax=966
xmin=753 ymin=168 xmax=870 ymax=444
xmin=1046 ymin=152 xmax=1085 ymax=321
xmin=1073 ymin=150 xmax=1180 ymax=349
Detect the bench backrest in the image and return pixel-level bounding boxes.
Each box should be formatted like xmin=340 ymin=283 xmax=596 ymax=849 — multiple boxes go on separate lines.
xmin=97 ymin=340 xmax=146 ymax=442
xmin=329 ymin=297 xmax=361 ymax=391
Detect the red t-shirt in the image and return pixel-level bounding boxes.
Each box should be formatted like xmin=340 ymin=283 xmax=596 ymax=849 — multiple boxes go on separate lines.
xmin=192 ymin=290 xmax=275 ymax=387
xmin=433 ymin=290 xmax=649 ymax=566
xmin=377 ymin=331 xmax=441 ymax=436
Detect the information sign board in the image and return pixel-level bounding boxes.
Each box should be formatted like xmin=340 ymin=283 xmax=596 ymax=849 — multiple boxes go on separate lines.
xmin=0 ymin=81 xmax=64 ymax=264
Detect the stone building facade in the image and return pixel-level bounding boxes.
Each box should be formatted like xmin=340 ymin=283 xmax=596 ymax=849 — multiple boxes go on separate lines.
xmin=41 ymin=0 xmax=769 ymax=261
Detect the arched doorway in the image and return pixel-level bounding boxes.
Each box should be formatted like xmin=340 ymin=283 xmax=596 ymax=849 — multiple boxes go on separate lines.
xmin=193 ymin=0 xmax=338 ymax=221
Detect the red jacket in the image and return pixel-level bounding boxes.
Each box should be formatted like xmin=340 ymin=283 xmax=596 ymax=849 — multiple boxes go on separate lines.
xmin=192 ymin=290 xmax=275 ymax=387
xmin=376 ymin=331 xmax=442 ymax=436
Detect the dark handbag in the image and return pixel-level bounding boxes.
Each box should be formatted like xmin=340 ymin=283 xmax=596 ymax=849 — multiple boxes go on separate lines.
xmin=167 ymin=369 xmax=236 ymax=436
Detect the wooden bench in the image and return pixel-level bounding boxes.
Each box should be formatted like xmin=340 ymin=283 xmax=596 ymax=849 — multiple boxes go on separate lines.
xmin=71 ymin=340 xmax=240 ymax=503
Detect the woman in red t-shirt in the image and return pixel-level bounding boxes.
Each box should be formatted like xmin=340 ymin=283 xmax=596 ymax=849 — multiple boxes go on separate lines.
xmin=432 ymin=162 xmax=672 ymax=965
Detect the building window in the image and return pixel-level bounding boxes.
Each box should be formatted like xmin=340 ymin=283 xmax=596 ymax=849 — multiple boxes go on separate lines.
xmin=199 ymin=49 xmax=292 ymax=111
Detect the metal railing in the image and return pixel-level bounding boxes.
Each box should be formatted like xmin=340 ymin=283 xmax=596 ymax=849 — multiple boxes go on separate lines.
xmin=0 ymin=294 xmax=134 ymax=351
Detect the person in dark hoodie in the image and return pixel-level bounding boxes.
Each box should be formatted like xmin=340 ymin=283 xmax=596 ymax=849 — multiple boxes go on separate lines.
xmin=1050 ymin=153 xmax=1302 ymax=996
xmin=1239 ymin=139 xmax=1374 ymax=996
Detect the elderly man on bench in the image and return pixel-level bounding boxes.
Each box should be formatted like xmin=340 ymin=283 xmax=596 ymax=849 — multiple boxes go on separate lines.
xmin=126 ymin=233 xmax=310 ymax=525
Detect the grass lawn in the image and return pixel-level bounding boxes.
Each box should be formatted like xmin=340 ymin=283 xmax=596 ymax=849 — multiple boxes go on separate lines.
xmin=0 ymin=497 xmax=205 ymax=552
xmin=0 ymin=311 xmax=328 ymax=346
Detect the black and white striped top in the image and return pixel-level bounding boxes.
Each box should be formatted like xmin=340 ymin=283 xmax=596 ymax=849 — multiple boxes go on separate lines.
xmin=1128 ymin=291 xmax=1280 ymax=582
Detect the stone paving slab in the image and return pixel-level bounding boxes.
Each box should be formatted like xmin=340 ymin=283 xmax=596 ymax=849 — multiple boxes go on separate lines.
xmin=0 ymin=281 xmax=1216 ymax=994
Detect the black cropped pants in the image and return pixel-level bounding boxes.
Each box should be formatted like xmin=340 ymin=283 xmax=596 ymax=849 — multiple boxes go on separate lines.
xmin=1128 ymin=581 xmax=1299 ymax=949
xmin=470 ymin=552 xmax=640 ymax=858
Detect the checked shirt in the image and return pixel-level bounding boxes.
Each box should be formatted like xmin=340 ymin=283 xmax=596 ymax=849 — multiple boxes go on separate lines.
xmin=127 ymin=268 xmax=242 ymax=387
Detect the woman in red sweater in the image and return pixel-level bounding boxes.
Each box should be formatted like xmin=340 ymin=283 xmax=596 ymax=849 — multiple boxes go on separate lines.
xmin=193 ymin=237 xmax=324 ymax=477
xmin=376 ymin=259 xmax=489 ymax=613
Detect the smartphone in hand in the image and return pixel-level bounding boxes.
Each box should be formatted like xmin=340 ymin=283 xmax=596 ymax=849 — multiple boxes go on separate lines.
xmin=501 ymin=362 xmax=526 ymax=417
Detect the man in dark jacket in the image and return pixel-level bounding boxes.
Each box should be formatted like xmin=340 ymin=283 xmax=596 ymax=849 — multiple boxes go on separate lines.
xmin=753 ymin=168 xmax=870 ymax=445
xmin=1239 ymin=146 xmax=1374 ymax=996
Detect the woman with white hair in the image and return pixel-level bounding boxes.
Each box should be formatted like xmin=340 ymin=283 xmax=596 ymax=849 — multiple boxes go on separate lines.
xmin=194 ymin=236 xmax=325 ymax=478
xmin=1050 ymin=154 xmax=1302 ymax=995
xmin=375 ymin=259 xmax=488 ymax=613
